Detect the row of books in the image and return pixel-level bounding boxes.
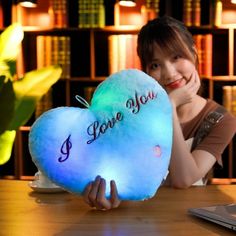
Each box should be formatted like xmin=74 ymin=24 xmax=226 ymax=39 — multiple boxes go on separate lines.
xmin=35 ymin=35 xmax=70 ymax=118
xmin=49 ymin=0 xmax=105 ymax=28
xmin=223 ymin=86 xmax=236 ymax=116
xmin=49 ymin=0 xmax=67 ymax=28
xmin=33 ymin=33 xmax=213 ymax=79
xmin=48 ymin=0 xmax=160 ymax=29
xmin=34 ymin=33 xmax=218 ymax=80
xmin=48 ymin=0 xmax=223 ymax=29
xmin=183 ymin=0 xmax=223 ymax=27
xmin=193 ymin=34 xmax=212 ymax=77
xmin=78 ymin=0 xmax=105 ymax=28
xmin=35 ymin=88 xmax=53 ymax=118
xmin=108 ymin=34 xmax=141 ymax=74
xmin=36 ymin=35 xmax=71 ymax=79
xmin=183 ymin=0 xmax=201 ymax=26
xmin=141 ymin=0 xmax=160 ymax=23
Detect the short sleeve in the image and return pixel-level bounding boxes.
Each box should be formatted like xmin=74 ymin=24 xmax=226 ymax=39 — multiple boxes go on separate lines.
xmin=194 ymin=112 xmax=236 ymax=166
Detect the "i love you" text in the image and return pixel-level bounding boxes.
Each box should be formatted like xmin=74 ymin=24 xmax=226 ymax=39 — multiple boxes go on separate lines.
xmin=58 ymin=90 xmax=158 ymax=162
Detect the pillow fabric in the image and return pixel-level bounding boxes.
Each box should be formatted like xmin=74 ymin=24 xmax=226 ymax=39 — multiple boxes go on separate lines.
xmin=29 ymin=69 xmax=173 ymax=200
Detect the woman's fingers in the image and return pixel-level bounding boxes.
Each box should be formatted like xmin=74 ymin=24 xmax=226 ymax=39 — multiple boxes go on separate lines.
xmin=169 ymin=70 xmax=201 ymax=107
xmin=83 ymin=182 xmax=94 ymax=207
xmin=88 ymin=176 xmax=105 ymax=209
xmin=83 ymin=176 xmax=121 ymax=210
xmin=110 ymin=180 xmax=121 ymax=208
xmin=96 ymin=178 xmax=112 ymax=210
xmin=185 ymin=70 xmax=200 ymax=95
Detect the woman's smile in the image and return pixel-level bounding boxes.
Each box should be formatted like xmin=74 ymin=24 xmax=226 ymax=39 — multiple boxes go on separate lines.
xmin=165 ymin=78 xmax=185 ymax=90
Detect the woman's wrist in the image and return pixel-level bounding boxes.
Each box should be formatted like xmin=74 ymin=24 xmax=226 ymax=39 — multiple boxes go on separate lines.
xmin=169 ymin=96 xmax=177 ymax=111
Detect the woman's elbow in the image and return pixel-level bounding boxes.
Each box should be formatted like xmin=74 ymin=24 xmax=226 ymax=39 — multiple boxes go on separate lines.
xmin=171 ymin=179 xmax=194 ymax=189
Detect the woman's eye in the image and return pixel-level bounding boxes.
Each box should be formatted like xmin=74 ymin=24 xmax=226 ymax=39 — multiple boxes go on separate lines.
xmin=173 ymin=55 xmax=181 ymax=60
xmin=150 ymin=63 xmax=159 ymax=70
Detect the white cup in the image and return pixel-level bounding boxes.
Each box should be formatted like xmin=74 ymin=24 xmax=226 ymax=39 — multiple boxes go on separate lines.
xmin=34 ymin=171 xmax=57 ymax=188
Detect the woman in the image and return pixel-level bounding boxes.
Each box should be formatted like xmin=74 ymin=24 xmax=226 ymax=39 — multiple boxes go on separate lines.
xmin=83 ymin=16 xmax=236 ymax=210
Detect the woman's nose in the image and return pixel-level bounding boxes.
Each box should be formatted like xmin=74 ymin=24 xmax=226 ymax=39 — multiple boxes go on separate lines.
xmin=161 ymin=62 xmax=177 ymax=83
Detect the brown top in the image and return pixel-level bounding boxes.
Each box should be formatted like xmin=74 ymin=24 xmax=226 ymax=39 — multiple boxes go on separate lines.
xmin=181 ymin=99 xmax=236 ymax=165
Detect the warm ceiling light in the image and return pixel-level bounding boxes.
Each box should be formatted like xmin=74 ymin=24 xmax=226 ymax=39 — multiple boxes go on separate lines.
xmin=17 ymin=0 xmax=37 ymax=8
xmin=231 ymin=0 xmax=236 ymax=3
xmin=119 ymin=0 xmax=136 ymax=7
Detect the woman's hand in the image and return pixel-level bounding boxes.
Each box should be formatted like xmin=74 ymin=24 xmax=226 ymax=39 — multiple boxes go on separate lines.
xmin=83 ymin=176 xmax=121 ymax=210
xmin=168 ymin=70 xmax=201 ymax=108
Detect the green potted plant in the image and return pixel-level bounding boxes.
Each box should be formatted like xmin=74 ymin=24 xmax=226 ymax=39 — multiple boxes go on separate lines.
xmin=0 ymin=23 xmax=62 ymax=165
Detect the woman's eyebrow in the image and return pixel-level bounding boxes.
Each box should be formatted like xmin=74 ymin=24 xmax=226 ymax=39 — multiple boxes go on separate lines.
xmin=150 ymin=58 xmax=160 ymax=63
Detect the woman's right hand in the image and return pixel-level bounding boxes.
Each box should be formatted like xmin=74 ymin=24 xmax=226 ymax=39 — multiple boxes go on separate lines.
xmin=83 ymin=176 xmax=121 ymax=210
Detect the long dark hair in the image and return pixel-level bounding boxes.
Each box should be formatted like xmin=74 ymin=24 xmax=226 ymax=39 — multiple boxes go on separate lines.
xmin=137 ymin=16 xmax=198 ymax=73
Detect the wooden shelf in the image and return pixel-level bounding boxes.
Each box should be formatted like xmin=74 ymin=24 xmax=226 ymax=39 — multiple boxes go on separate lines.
xmin=203 ymin=76 xmax=236 ymax=81
xmin=22 ymin=25 xmax=141 ymax=34
xmin=69 ymin=77 xmax=106 ymax=82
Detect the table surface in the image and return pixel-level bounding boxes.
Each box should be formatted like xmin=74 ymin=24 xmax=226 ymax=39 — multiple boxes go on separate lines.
xmin=1 ymin=180 xmax=236 ymax=236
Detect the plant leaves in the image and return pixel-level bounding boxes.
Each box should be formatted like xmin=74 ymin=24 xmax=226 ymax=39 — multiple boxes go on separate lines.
xmin=0 ymin=23 xmax=23 ymax=79
xmin=0 ymin=23 xmax=23 ymax=62
xmin=0 ymin=25 xmax=61 ymax=166
xmin=8 ymin=65 xmax=62 ymax=130
xmin=0 ymin=130 xmax=16 ymax=165
xmin=5 ymin=60 xmax=17 ymax=78
xmin=0 ymin=76 xmax=15 ymax=134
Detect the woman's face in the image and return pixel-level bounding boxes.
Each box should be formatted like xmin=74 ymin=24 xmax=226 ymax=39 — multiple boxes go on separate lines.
xmin=146 ymin=44 xmax=196 ymax=94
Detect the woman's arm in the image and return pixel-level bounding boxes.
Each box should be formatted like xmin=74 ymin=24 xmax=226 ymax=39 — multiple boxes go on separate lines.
xmin=168 ymin=108 xmax=216 ymax=188
xmin=168 ymin=70 xmax=216 ymax=188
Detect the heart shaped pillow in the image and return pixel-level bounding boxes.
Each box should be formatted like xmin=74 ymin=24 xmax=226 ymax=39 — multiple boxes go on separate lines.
xmin=29 ymin=69 xmax=173 ymax=200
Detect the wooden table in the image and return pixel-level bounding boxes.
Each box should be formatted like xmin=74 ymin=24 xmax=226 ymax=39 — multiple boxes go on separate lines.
xmin=0 ymin=180 xmax=236 ymax=236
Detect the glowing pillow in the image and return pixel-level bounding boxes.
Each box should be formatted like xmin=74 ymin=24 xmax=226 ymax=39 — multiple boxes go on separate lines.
xmin=29 ymin=69 xmax=173 ymax=200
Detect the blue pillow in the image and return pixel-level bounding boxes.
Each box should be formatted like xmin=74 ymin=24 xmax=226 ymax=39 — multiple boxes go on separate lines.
xmin=29 ymin=69 xmax=173 ymax=200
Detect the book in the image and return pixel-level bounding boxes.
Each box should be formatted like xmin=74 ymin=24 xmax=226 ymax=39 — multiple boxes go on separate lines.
xmin=183 ymin=0 xmax=201 ymax=26
xmin=51 ymin=36 xmax=71 ymax=79
xmin=49 ymin=0 xmax=68 ymax=28
xmin=193 ymin=34 xmax=212 ymax=77
xmin=36 ymin=35 xmax=46 ymax=69
xmin=212 ymin=0 xmax=222 ymax=27
xmin=108 ymin=34 xmax=141 ymax=74
xmin=223 ymin=85 xmax=236 ymax=116
xmin=201 ymin=34 xmax=212 ymax=77
xmin=223 ymin=86 xmax=233 ymax=113
xmin=183 ymin=0 xmax=192 ymax=27
xmin=192 ymin=0 xmax=201 ymax=26
xmin=35 ymin=88 xmax=53 ymax=118
xmin=78 ymin=0 xmax=105 ymax=28
xmin=108 ymin=35 xmax=119 ymax=73
xmin=142 ymin=0 xmax=160 ymax=23
xmin=231 ymin=86 xmax=236 ymax=116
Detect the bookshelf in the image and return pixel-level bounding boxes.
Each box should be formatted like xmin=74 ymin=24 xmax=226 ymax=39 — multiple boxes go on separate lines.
xmin=0 ymin=0 xmax=235 ymax=180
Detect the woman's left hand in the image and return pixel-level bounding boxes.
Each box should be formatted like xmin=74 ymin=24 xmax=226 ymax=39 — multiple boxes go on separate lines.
xmin=169 ymin=69 xmax=201 ymax=108
xmin=83 ymin=176 xmax=121 ymax=210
